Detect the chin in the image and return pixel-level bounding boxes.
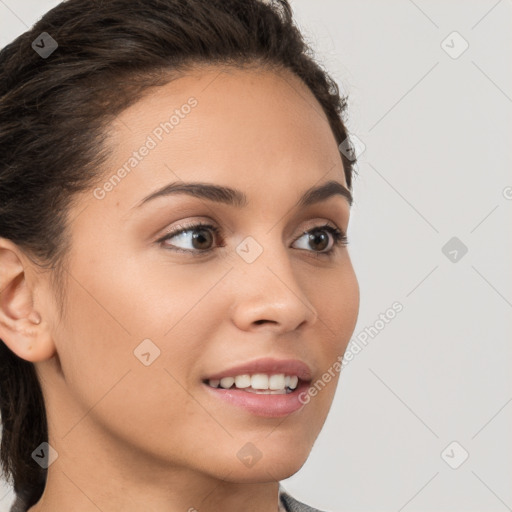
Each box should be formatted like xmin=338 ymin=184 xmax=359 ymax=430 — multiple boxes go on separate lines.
xmin=219 ymin=455 xmax=310 ymax=483
xmin=222 ymin=438 xmax=313 ymax=482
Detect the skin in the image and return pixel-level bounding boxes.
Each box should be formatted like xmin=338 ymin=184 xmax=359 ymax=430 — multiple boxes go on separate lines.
xmin=0 ymin=65 xmax=359 ymax=512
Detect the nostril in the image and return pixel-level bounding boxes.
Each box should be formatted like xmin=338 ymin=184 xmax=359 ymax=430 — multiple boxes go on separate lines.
xmin=254 ymin=319 xmax=277 ymax=325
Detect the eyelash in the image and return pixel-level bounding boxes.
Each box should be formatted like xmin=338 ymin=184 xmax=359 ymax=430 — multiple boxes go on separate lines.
xmin=156 ymin=221 xmax=349 ymax=258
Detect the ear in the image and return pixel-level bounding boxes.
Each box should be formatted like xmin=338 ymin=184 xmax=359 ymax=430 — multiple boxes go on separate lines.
xmin=0 ymin=237 xmax=56 ymax=362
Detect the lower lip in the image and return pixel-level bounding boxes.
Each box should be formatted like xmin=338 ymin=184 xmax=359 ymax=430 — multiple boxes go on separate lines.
xmin=202 ymin=380 xmax=310 ymax=418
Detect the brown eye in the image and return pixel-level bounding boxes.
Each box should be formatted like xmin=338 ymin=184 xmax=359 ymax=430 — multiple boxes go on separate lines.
xmin=292 ymin=225 xmax=348 ymax=256
xmin=306 ymin=230 xmax=330 ymax=251
xmin=159 ymin=223 xmax=221 ymax=254
xmin=188 ymin=228 xmax=214 ymax=250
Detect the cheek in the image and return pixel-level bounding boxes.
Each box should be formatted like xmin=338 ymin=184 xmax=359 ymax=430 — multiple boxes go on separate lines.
xmin=55 ymin=253 xmax=225 ymax=411
xmin=334 ymin=272 xmax=360 ymax=348
xmin=307 ymin=259 xmax=360 ymax=348
xmin=107 ymin=249 xmax=232 ymax=339
xmin=53 ymin=273 xmax=221 ymax=461
xmin=299 ymin=262 xmax=359 ymax=407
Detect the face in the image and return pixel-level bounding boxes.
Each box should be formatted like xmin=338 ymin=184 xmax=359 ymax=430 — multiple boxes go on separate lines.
xmin=33 ymin=65 xmax=359 ymax=484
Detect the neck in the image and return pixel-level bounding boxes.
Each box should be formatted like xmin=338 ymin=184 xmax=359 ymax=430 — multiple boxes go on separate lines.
xmin=28 ymin=469 xmax=283 ymax=512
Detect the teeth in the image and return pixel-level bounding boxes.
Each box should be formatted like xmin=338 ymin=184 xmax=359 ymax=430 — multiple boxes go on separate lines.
xmin=206 ymin=373 xmax=300 ymax=392
xmin=251 ymin=373 xmax=268 ymax=389
xmin=234 ymin=374 xmax=251 ymax=388
xmin=220 ymin=377 xmax=235 ymax=389
xmin=269 ymin=374 xmax=285 ymax=390
xmin=244 ymin=387 xmax=287 ymax=394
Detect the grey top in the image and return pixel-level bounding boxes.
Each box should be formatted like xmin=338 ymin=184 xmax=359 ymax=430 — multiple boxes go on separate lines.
xmin=279 ymin=485 xmax=327 ymax=512
xmin=10 ymin=483 xmax=326 ymax=512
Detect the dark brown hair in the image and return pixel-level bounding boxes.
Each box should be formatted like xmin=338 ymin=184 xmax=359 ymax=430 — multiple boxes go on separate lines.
xmin=0 ymin=0 xmax=356 ymax=506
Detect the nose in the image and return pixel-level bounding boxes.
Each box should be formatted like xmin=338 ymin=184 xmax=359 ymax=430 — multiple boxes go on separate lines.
xmin=229 ymin=243 xmax=318 ymax=334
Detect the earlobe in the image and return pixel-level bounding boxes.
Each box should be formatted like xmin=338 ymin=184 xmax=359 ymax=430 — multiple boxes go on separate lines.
xmin=0 ymin=239 xmax=56 ymax=362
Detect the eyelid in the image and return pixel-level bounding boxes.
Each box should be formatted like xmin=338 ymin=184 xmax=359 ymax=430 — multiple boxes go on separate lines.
xmin=155 ymin=220 xmax=219 ymax=244
xmin=296 ymin=218 xmax=341 ymax=233
xmin=155 ymin=216 xmax=343 ymax=240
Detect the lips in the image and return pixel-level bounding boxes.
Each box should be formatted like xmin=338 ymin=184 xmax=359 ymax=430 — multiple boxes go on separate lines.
xmin=202 ymin=357 xmax=313 ymax=382
xmin=202 ymin=376 xmax=312 ymax=417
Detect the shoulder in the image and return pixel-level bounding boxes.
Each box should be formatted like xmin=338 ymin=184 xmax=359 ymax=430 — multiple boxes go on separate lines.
xmin=9 ymin=476 xmax=45 ymax=512
xmin=9 ymin=482 xmax=42 ymax=512
xmin=279 ymin=485 xmax=329 ymax=512
xmin=9 ymin=494 xmax=29 ymax=512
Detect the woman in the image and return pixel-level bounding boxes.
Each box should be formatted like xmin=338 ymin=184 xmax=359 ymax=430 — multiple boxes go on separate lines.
xmin=0 ymin=0 xmax=360 ymax=510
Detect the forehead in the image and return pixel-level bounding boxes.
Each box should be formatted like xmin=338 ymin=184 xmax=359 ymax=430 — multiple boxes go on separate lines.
xmin=92 ymin=65 xmax=347 ymax=213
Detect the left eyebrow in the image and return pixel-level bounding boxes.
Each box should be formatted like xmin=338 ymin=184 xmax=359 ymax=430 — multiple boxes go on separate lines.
xmin=133 ymin=179 xmax=353 ymax=210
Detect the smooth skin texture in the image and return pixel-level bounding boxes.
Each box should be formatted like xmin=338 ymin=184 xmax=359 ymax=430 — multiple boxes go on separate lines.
xmin=0 ymin=65 xmax=360 ymax=512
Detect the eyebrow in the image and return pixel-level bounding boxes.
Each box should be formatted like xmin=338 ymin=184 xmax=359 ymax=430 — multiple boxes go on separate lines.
xmin=133 ymin=178 xmax=353 ymax=210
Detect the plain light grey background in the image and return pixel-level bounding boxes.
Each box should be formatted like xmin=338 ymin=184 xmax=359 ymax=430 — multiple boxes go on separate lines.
xmin=1 ymin=1 xmax=511 ymax=511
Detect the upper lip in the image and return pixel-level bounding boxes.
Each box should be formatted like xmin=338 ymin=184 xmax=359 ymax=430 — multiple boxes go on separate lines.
xmin=203 ymin=357 xmax=313 ymax=382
